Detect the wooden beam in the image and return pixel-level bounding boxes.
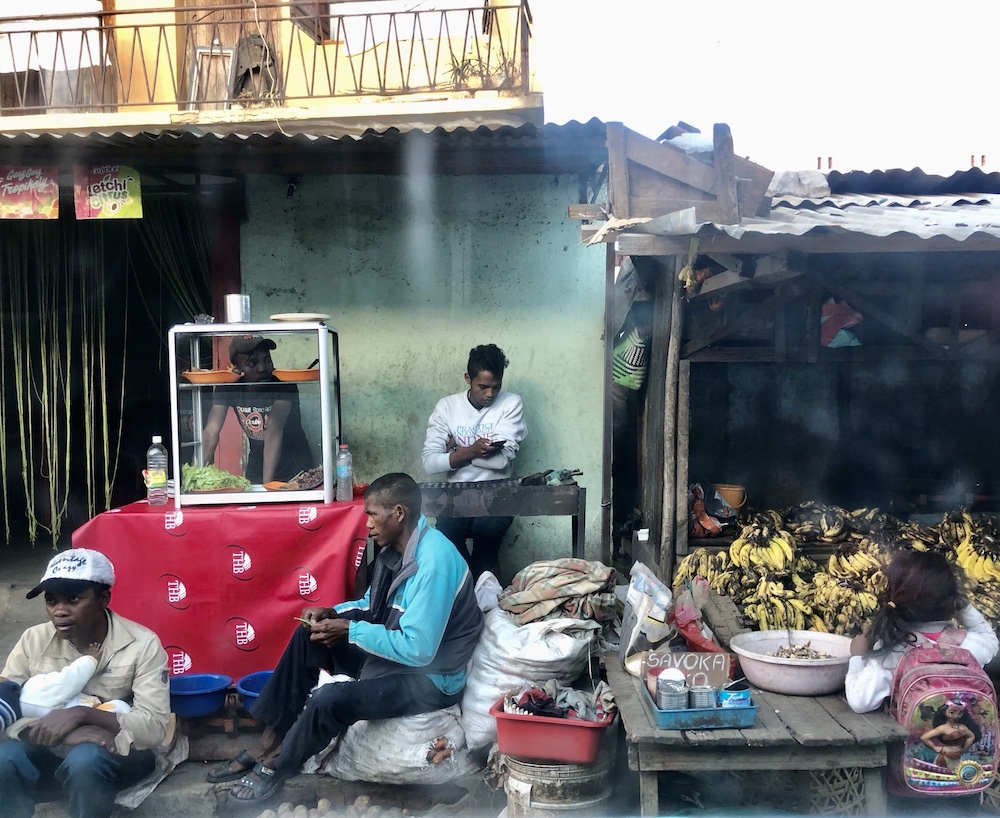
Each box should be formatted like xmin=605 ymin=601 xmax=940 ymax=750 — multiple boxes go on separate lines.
xmin=621 ymin=195 xmax=739 ymax=223
xmin=622 ymin=127 xmax=717 ymax=194
xmin=690 ymin=269 xmax=750 ymax=300
xmin=682 ymin=281 xmax=812 ymax=358
xmin=712 ymin=123 xmax=738 ymax=224
xmin=568 ymin=203 xmax=608 ymax=221
xmin=606 ymin=123 xmax=631 ymax=219
xmin=815 ymin=273 xmax=947 ymax=359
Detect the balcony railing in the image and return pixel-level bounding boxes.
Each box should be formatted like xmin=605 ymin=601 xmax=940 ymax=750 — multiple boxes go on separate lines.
xmin=0 ymin=1 xmax=532 ymax=116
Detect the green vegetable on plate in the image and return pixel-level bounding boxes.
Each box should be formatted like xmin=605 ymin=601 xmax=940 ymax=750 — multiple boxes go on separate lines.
xmin=181 ymin=462 xmax=251 ymax=492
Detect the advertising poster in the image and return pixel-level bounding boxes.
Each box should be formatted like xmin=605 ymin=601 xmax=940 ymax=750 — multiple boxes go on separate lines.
xmin=73 ymin=164 xmax=143 ymax=219
xmin=0 ymin=166 xmax=59 ymax=219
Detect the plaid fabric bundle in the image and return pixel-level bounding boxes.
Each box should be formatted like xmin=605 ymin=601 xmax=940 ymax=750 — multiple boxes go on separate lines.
xmin=498 ymin=558 xmax=618 ymax=625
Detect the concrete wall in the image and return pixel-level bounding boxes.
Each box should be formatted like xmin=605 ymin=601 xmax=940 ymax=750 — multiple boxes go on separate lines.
xmin=240 ymin=170 xmax=605 ymax=576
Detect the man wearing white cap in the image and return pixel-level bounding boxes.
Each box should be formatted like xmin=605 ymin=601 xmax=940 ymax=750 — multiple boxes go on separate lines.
xmin=0 ymin=549 xmax=170 ymax=818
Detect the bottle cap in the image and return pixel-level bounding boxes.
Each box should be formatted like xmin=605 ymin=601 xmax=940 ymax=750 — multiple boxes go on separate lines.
xmin=152 ymin=435 xmax=162 ymax=444
xmin=339 ymin=444 xmax=348 ymax=449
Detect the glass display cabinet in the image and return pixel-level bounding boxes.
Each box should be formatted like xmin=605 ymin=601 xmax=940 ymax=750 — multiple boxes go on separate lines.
xmin=167 ymin=320 xmax=342 ymax=506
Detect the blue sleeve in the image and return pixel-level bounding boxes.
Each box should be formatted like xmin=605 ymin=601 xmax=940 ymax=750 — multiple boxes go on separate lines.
xmin=334 ymin=585 xmax=372 ymax=621
xmin=348 ymin=553 xmax=462 ymax=667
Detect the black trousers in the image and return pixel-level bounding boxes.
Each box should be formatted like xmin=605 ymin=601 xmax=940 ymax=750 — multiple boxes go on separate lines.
xmin=251 ymin=626 xmax=461 ymax=776
xmin=435 ymin=515 xmax=513 ymax=581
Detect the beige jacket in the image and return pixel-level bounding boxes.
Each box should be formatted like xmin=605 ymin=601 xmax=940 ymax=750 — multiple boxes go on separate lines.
xmin=2 ymin=610 xmax=170 ymax=755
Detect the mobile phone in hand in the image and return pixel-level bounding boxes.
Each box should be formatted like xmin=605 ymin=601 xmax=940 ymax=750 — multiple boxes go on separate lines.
xmin=490 ymin=439 xmax=506 ymax=449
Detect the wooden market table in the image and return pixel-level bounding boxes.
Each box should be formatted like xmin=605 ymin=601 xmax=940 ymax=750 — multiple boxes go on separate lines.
xmin=605 ymin=656 xmax=908 ymax=815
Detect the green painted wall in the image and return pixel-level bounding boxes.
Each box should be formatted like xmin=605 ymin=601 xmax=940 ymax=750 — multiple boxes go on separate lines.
xmin=240 ymin=171 xmax=605 ymax=577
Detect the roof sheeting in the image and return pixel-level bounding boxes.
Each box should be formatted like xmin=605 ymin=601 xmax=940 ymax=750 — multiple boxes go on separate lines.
xmin=0 ymin=119 xmax=610 ymax=176
xmin=611 ymin=192 xmax=1000 ymax=248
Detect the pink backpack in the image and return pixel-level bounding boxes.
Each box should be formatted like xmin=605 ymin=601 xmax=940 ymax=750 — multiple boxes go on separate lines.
xmin=888 ymin=628 xmax=998 ymax=796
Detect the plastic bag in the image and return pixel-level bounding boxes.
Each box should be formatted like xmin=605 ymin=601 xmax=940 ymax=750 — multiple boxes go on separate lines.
xmin=619 ymin=562 xmax=675 ymax=677
xmin=668 ymin=577 xmax=722 ymax=653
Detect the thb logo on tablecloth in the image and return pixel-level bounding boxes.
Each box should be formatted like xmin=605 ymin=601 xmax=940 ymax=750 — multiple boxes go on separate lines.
xmin=162 ymin=510 xmax=188 ymax=537
xmin=295 ymin=567 xmax=321 ymax=601
xmin=225 ymin=617 xmax=258 ymax=651
xmin=158 ymin=573 xmax=190 ymax=609
xmin=165 ymin=646 xmax=192 ymax=675
xmin=223 ymin=545 xmax=256 ymax=580
xmin=297 ymin=506 xmax=322 ymax=531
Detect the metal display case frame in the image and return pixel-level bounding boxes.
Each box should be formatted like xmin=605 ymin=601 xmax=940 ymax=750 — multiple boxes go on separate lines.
xmin=167 ymin=320 xmax=342 ymax=506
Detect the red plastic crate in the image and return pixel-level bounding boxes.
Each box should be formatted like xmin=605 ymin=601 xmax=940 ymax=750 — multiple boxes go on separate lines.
xmin=489 ymin=697 xmax=616 ymax=764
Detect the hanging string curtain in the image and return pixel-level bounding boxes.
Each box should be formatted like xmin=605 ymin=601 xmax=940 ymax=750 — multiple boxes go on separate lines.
xmin=131 ymin=197 xmax=212 ymax=323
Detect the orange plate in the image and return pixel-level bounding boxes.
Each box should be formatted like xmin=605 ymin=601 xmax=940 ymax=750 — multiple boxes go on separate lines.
xmin=181 ymin=370 xmax=239 ymax=385
xmin=273 ymin=369 xmax=321 ymax=383
xmin=263 ymin=481 xmax=296 ymax=491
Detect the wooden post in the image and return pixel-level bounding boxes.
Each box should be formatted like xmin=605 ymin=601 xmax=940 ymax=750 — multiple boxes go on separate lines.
xmin=601 ymin=243 xmax=615 ymax=564
xmin=675 ymin=359 xmax=690 ymax=557
xmin=659 ymin=258 xmax=683 ymax=580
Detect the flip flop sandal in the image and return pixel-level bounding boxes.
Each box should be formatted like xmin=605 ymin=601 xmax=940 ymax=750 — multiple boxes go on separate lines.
xmin=228 ymin=763 xmax=285 ymax=805
xmin=206 ymin=749 xmax=257 ymax=783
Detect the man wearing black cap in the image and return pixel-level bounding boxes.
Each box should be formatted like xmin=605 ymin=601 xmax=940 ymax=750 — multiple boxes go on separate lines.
xmin=201 ymin=334 xmax=315 ymax=484
xmin=0 ymin=549 xmax=170 ymax=818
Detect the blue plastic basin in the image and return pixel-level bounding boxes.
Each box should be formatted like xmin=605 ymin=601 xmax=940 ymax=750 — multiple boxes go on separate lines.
xmin=169 ymin=673 xmax=232 ymax=718
xmin=236 ymin=670 xmax=273 ymax=710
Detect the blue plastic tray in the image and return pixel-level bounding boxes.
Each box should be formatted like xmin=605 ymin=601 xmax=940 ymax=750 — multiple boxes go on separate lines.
xmin=642 ymin=683 xmax=756 ymax=730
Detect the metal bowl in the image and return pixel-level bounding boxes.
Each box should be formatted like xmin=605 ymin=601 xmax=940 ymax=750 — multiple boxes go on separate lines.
xmin=169 ymin=672 xmax=232 ymax=718
xmin=728 ymin=630 xmax=852 ymax=696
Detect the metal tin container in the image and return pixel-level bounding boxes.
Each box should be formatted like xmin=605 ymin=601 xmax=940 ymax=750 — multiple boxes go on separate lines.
xmin=656 ymin=675 xmax=689 ymax=710
xmin=688 ymin=685 xmax=718 ymax=709
xmin=224 ymin=293 xmax=251 ymax=323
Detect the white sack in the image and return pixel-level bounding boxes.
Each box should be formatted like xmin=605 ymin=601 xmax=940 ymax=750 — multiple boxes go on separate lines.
xmin=319 ymin=705 xmax=476 ymax=784
xmin=460 ymin=608 xmax=600 ymax=750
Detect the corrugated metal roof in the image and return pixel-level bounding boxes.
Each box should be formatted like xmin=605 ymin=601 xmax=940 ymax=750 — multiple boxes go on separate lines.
xmin=609 ymin=190 xmax=1000 ymax=247
xmin=0 ymin=118 xmax=609 ymax=176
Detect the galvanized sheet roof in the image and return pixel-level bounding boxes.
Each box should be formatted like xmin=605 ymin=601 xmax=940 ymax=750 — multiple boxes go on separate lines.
xmin=0 ymin=118 xmax=609 ymax=176
xmin=621 ymin=190 xmax=1000 ymax=246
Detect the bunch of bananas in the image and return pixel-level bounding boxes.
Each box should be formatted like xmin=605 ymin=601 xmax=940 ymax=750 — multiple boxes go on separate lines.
xmin=729 ymin=516 xmax=797 ymax=572
xmin=827 ymin=541 xmax=885 ymax=582
xmin=783 ymin=501 xmax=845 ymax=542
xmin=968 ymin=584 xmax=1000 ymax=624
xmin=673 ymin=547 xmax=730 ymax=588
xmin=802 ymin=571 xmax=880 ymax=635
xmin=740 ymin=572 xmax=813 ymax=630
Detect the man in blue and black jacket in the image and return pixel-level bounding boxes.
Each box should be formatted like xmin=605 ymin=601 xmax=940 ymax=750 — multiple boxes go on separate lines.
xmin=209 ymin=472 xmax=484 ymax=807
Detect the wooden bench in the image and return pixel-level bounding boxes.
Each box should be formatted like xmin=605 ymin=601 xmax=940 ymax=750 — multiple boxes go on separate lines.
xmin=605 ymin=593 xmax=908 ymax=815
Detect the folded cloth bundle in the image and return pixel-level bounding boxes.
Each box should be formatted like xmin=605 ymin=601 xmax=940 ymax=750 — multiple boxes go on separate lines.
xmin=504 ymin=679 xmax=617 ymax=722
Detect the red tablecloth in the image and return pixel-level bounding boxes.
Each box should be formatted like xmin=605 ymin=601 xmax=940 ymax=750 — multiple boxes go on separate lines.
xmin=71 ymin=499 xmax=369 ymax=680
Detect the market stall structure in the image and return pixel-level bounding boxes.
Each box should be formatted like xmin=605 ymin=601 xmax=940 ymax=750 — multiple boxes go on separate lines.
xmin=579 ymin=122 xmax=1000 ymax=585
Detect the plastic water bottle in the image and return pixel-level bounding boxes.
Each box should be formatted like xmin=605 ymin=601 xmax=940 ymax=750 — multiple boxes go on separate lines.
xmin=336 ymin=444 xmax=353 ymax=502
xmin=146 ymin=435 xmax=169 ymax=506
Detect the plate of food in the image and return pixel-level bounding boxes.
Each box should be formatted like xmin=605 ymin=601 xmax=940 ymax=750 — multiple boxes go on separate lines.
xmin=269 ymin=313 xmax=332 ymax=323
xmin=265 ymin=467 xmax=324 ymax=491
xmin=273 ymin=369 xmax=321 ymax=383
xmin=181 ymin=463 xmax=251 ymax=493
xmin=181 ymin=369 xmax=239 ymax=384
